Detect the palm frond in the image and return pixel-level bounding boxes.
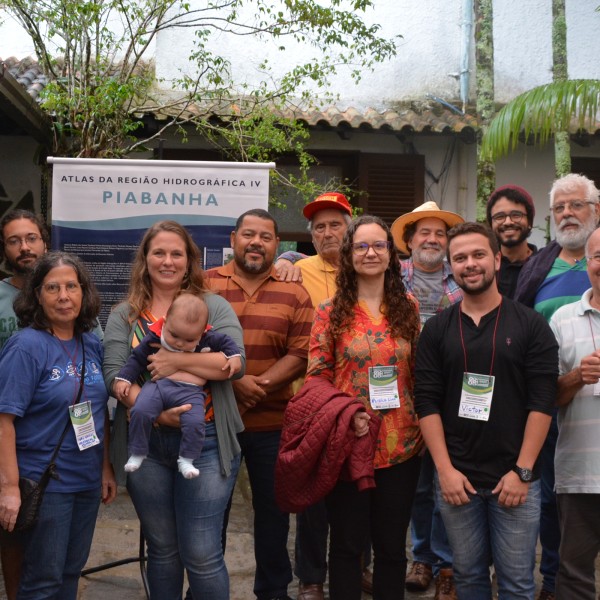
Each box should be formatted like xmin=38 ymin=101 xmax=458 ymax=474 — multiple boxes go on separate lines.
xmin=481 ymin=79 xmax=600 ymax=160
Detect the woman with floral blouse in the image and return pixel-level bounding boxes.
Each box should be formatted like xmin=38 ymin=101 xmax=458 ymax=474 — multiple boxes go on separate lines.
xmin=305 ymin=214 xmax=423 ymax=600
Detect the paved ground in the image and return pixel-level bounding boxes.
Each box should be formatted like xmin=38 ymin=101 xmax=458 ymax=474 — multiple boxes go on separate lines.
xmin=0 ymin=465 xmax=597 ymax=599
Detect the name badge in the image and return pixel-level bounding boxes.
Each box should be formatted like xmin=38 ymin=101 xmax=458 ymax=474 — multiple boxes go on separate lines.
xmin=459 ymin=372 xmax=494 ymax=421
xmin=69 ymin=401 xmax=100 ymax=451
xmin=368 ymin=366 xmax=400 ymax=410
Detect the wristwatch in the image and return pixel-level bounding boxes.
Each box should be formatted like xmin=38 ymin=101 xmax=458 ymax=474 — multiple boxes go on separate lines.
xmin=512 ymin=465 xmax=533 ymax=482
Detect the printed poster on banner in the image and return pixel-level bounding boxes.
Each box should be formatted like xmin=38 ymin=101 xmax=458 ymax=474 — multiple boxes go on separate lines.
xmin=48 ymin=157 xmax=273 ymax=327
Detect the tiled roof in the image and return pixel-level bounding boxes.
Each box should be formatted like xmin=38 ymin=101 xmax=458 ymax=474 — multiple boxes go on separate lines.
xmin=3 ymin=56 xmax=600 ymax=144
xmin=1 ymin=56 xmax=48 ymax=101
xmin=276 ymin=105 xmax=480 ymax=140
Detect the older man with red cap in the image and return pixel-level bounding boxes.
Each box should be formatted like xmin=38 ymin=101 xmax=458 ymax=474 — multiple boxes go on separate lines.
xmin=275 ymin=192 xmax=355 ymax=600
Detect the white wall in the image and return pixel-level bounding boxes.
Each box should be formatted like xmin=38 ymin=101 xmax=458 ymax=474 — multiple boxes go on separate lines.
xmin=3 ymin=1 xmax=600 ymax=107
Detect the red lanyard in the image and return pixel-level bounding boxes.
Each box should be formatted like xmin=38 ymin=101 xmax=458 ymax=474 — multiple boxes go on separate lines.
xmin=458 ymin=299 xmax=502 ymax=375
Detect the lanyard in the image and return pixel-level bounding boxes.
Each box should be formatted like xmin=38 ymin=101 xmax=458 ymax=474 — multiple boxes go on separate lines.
xmin=56 ymin=336 xmax=86 ymax=406
xmin=588 ymin=312 xmax=598 ymax=352
xmin=458 ymin=299 xmax=502 ymax=375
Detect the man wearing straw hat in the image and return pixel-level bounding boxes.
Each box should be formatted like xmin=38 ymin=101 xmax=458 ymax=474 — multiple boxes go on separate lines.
xmin=390 ymin=201 xmax=463 ymax=600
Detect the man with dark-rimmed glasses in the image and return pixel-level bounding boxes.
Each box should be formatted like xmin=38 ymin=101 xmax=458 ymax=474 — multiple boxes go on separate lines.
xmin=486 ymin=185 xmax=538 ymax=299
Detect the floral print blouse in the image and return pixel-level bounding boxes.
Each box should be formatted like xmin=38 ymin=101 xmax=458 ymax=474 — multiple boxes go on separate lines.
xmin=306 ymin=299 xmax=423 ymax=469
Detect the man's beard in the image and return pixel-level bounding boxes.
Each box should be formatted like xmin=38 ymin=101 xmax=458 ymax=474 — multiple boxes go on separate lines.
xmin=555 ymin=216 xmax=597 ymax=251
xmin=411 ymin=244 xmax=445 ymax=269
xmin=497 ymin=225 xmax=530 ymax=248
xmin=6 ymin=253 xmax=37 ymax=275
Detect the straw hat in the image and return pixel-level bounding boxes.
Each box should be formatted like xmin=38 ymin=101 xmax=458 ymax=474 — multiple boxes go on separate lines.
xmin=391 ymin=201 xmax=464 ymax=254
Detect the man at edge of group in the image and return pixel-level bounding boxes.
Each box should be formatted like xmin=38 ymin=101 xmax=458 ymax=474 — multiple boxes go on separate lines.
xmin=549 ymin=226 xmax=600 ymax=600
xmin=515 ymin=173 xmax=600 ymax=600
xmin=0 ymin=209 xmax=49 ymax=600
xmin=486 ymin=184 xmax=537 ymax=299
xmin=415 ymin=221 xmax=558 ymax=599
xmin=205 ymin=208 xmax=313 ymax=600
xmin=390 ymin=200 xmax=463 ymax=600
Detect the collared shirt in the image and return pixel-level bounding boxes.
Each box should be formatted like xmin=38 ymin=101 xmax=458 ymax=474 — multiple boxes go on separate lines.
xmin=401 ymin=259 xmax=463 ymax=325
xmin=550 ymin=288 xmax=600 ymax=494
xmin=205 ymin=261 xmax=313 ymax=431
xmin=295 ymin=254 xmax=337 ymax=308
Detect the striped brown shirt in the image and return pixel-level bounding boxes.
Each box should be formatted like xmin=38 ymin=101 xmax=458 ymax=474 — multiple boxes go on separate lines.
xmin=205 ymin=261 xmax=313 ymax=431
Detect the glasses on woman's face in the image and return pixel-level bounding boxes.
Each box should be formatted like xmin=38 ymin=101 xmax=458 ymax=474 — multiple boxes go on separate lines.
xmin=490 ymin=210 xmax=526 ymax=223
xmin=39 ymin=281 xmax=82 ymax=295
xmin=351 ymin=241 xmax=391 ymax=256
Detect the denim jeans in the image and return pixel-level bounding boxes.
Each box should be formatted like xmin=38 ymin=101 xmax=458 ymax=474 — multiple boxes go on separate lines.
xmin=539 ymin=411 xmax=560 ymax=593
xmin=436 ymin=478 xmax=541 ymax=600
xmin=409 ymin=450 xmax=453 ymax=576
xmin=127 ymin=423 xmax=240 ymax=600
xmin=235 ymin=430 xmax=292 ymax=600
xmin=18 ymin=488 xmax=101 ymax=600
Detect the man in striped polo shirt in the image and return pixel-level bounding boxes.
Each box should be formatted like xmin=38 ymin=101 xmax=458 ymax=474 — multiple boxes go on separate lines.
xmin=206 ymin=208 xmax=314 ymax=600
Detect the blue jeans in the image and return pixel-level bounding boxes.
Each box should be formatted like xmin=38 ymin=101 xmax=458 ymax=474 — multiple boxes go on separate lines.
xmin=409 ymin=451 xmax=453 ymax=576
xmin=236 ymin=430 xmax=292 ymax=600
xmin=539 ymin=412 xmax=560 ymax=593
xmin=436 ymin=478 xmax=541 ymax=600
xmin=127 ymin=423 xmax=240 ymax=600
xmin=18 ymin=488 xmax=101 ymax=600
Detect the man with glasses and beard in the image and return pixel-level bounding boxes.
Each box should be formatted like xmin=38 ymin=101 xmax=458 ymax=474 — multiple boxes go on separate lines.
xmin=486 ymin=185 xmax=537 ymax=299
xmin=0 ymin=209 xmax=48 ymax=600
xmin=0 ymin=210 xmax=48 ymax=351
xmin=515 ymin=173 xmax=600 ymax=600
xmin=390 ymin=201 xmax=463 ymax=600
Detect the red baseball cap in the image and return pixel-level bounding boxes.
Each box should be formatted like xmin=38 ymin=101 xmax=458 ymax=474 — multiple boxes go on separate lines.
xmin=303 ymin=192 xmax=353 ymax=220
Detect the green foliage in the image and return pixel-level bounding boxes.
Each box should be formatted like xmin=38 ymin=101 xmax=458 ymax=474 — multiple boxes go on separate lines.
xmin=1 ymin=0 xmax=398 ymax=173
xmin=481 ymin=79 xmax=600 ymax=161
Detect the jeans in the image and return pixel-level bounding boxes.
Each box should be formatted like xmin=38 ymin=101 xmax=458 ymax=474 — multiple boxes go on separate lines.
xmin=539 ymin=412 xmax=560 ymax=593
xmin=436 ymin=478 xmax=541 ymax=600
xmin=18 ymin=488 xmax=101 ymax=600
xmin=409 ymin=451 xmax=453 ymax=576
xmin=555 ymin=493 xmax=600 ymax=600
xmin=294 ymin=501 xmax=329 ymax=584
xmin=127 ymin=423 xmax=240 ymax=600
xmin=326 ymin=454 xmax=421 ymax=600
xmin=234 ymin=430 xmax=292 ymax=600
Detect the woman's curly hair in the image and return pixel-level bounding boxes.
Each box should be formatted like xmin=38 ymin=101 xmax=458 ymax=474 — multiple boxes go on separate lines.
xmin=329 ymin=215 xmax=419 ymax=342
xmin=14 ymin=251 xmax=101 ymax=335
xmin=127 ymin=220 xmax=207 ymax=320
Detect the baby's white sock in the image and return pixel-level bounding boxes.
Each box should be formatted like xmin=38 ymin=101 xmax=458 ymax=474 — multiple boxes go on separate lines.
xmin=124 ymin=454 xmax=146 ymax=472
xmin=178 ymin=456 xmax=200 ymax=479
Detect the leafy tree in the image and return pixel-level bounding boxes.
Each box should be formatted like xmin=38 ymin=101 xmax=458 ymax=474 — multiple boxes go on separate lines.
xmin=0 ymin=0 xmax=398 ymax=201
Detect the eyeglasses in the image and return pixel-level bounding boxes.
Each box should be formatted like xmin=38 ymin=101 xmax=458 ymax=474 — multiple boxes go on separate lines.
xmin=587 ymin=255 xmax=600 ymax=264
xmin=39 ymin=281 xmax=82 ymax=295
xmin=490 ymin=210 xmax=526 ymax=224
xmin=4 ymin=234 xmax=43 ymax=248
xmin=550 ymin=200 xmax=596 ymax=214
xmin=351 ymin=241 xmax=391 ymax=256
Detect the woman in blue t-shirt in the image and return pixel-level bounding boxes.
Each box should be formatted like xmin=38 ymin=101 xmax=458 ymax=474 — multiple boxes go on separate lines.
xmin=0 ymin=251 xmax=116 ymax=599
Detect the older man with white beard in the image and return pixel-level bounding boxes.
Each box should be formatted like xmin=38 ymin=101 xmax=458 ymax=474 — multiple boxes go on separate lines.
xmin=515 ymin=173 xmax=600 ymax=600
